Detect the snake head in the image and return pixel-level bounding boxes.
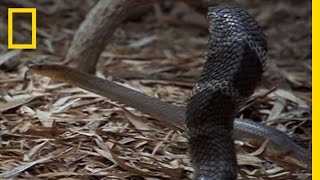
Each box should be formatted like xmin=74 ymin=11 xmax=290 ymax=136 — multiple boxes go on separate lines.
xmin=28 ymin=63 xmax=70 ymax=82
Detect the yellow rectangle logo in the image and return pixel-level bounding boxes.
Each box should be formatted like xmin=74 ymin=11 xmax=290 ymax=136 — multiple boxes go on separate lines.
xmin=8 ymin=8 xmax=37 ymax=49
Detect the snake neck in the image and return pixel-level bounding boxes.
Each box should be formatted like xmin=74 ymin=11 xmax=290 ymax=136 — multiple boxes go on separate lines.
xmin=203 ymin=6 xmax=266 ymax=98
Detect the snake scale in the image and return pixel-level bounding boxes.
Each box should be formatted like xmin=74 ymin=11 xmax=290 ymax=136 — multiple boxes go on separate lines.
xmin=29 ymin=6 xmax=311 ymax=179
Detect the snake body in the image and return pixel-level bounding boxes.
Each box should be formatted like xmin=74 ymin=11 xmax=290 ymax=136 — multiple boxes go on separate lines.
xmin=29 ymin=6 xmax=310 ymax=179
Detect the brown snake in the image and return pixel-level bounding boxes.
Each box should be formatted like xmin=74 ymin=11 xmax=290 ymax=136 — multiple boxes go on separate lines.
xmin=29 ymin=6 xmax=310 ymax=179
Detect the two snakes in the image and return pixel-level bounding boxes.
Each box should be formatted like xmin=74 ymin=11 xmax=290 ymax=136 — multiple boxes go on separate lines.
xmin=29 ymin=6 xmax=311 ymax=179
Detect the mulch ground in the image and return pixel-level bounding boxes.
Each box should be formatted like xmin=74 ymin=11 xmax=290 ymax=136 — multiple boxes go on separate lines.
xmin=0 ymin=0 xmax=311 ymax=179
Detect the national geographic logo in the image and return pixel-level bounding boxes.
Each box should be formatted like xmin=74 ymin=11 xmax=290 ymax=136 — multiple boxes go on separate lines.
xmin=8 ymin=8 xmax=37 ymax=49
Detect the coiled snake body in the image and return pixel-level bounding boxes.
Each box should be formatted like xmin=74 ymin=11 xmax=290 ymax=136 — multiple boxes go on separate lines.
xmin=186 ymin=6 xmax=266 ymax=179
xmin=29 ymin=6 xmax=310 ymax=180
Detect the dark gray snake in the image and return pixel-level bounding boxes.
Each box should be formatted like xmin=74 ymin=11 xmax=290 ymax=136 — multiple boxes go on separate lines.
xmin=186 ymin=6 xmax=266 ymax=179
xmin=29 ymin=5 xmax=310 ymax=180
